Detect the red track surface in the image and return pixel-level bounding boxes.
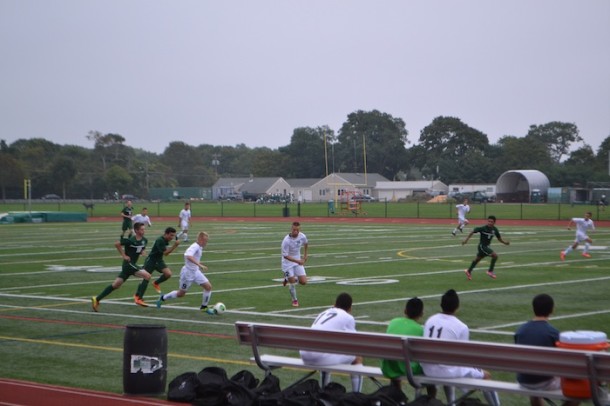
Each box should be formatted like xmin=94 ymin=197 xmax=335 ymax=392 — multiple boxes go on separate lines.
xmin=0 ymin=378 xmax=181 ymax=406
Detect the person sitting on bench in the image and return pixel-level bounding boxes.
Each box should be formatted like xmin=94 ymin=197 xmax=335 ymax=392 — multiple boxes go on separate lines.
xmin=421 ymin=289 xmax=501 ymax=406
xmin=300 ymin=292 xmax=363 ymax=392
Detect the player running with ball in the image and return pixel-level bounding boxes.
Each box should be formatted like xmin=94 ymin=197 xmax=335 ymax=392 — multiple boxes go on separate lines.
xmin=561 ymin=211 xmax=595 ymax=260
xmin=156 ymin=231 xmax=216 ymax=314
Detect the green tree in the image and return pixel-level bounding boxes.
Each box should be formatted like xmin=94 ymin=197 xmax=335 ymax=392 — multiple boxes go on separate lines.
xmin=161 ymin=141 xmax=212 ymax=186
xmin=335 ymin=110 xmax=408 ymax=179
xmin=86 ymin=131 xmax=127 ymax=172
xmin=251 ymin=147 xmax=288 ymax=177
xmin=279 ymin=126 xmax=331 ymax=178
xmin=415 ymin=116 xmax=489 ymax=182
xmin=105 ymin=165 xmax=133 ymax=196
xmin=496 ymin=136 xmax=554 ymax=174
xmin=526 ymin=121 xmax=582 ymax=163
xmin=594 ymin=134 xmax=610 ymax=175
xmin=0 ymin=153 xmax=24 ymax=199
xmin=50 ymin=157 xmax=77 ymax=199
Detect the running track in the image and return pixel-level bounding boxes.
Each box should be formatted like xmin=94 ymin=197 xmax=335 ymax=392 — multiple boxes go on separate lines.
xmin=0 ymin=378 xmax=181 ymax=405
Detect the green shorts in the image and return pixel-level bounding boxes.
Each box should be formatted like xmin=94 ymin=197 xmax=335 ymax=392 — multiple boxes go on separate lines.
xmin=122 ymin=219 xmax=132 ymax=231
xmin=118 ymin=262 xmax=141 ymax=280
xmin=477 ymin=244 xmax=495 ymax=257
xmin=144 ymin=259 xmax=167 ymax=273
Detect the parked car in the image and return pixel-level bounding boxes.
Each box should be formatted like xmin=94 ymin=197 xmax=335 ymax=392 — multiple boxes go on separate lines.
xmin=41 ymin=194 xmax=61 ymax=200
xmin=121 ymin=194 xmax=138 ymax=201
xmin=352 ymin=194 xmax=377 ymax=202
xmin=455 ymin=191 xmax=494 ymax=203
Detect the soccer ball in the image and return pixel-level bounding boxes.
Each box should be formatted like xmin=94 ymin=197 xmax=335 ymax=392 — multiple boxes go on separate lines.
xmin=213 ymin=302 xmax=226 ymax=314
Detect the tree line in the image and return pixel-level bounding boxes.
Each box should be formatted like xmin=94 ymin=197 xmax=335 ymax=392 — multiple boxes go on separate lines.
xmin=1 ymin=110 xmax=609 ymax=200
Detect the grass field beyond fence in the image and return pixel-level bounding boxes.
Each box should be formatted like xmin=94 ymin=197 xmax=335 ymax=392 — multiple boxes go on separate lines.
xmin=1 ymin=200 xmax=608 ymax=221
xmin=0 ymin=218 xmax=608 ymax=405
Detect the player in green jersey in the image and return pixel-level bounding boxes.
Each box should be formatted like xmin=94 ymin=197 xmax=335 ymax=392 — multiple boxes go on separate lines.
xmin=120 ymin=200 xmax=134 ymax=238
xmin=462 ymin=215 xmax=510 ymax=280
xmin=91 ymin=222 xmax=149 ymax=312
xmin=134 ymin=226 xmax=180 ymax=305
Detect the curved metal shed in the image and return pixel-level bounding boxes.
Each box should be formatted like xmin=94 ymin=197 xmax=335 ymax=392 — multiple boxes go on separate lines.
xmin=495 ymin=170 xmax=550 ymax=203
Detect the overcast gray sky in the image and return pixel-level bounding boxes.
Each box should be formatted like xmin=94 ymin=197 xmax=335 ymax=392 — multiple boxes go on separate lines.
xmin=1 ymin=1 xmax=609 ymax=155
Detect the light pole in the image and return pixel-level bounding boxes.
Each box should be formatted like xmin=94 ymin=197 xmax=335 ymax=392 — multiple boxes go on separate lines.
xmin=211 ymin=153 xmax=220 ymax=177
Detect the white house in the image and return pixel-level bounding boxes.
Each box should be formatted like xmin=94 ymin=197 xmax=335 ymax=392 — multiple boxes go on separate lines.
xmin=375 ymin=180 xmax=448 ymax=201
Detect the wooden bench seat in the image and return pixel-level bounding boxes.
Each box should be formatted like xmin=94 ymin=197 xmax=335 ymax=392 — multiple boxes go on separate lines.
xmin=235 ymin=321 xmax=610 ymax=406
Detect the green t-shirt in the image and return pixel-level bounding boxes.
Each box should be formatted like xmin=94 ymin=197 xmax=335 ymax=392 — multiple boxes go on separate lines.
xmin=381 ymin=317 xmax=424 ymax=378
xmin=121 ymin=206 xmax=133 ymax=226
xmin=146 ymin=235 xmax=169 ymax=264
xmin=473 ymin=225 xmax=501 ymax=246
xmin=120 ymin=235 xmax=148 ymax=265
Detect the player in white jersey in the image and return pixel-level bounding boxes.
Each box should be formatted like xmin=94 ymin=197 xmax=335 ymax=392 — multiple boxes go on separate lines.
xmin=452 ymin=198 xmax=471 ymax=236
xmin=156 ymin=231 xmax=215 ymax=314
xmin=422 ymin=289 xmax=500 ymax=406
xmin=300 ymin=292 xmax=363 ymax=392
xmin=561 ymin=211 xmax=595 ymax=260
xmin=132 ymin=207 xmax=152 ymax=228
xmin=176 ymin=202 xmax=192 ymax=242
xmin=281 ymin=221 xmax=308 ymax=307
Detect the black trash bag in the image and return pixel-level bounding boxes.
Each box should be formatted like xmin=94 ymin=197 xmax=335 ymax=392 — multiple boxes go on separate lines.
xmin=195 ymin=366 xmax=231 ymax=406
xmin=369 ymin=385 xmax=409 ymax=406
xmin=224 ymin=379 xmax=257 ymax=406
xmin=281 ymin=379 xmax=323 ymax=406
xmin=405 ymin=395 xmax=444 ymax=406
xmin=230 ymin=370 xmax=260 ymax=390
xmin=319 ymin=382 xmax=347 ymax=406
xmin=254 ymin=373 xmax=281 ymax=398
xmin=167 ymin=371 xmax=200 ymax=403
xmin=337 ymin=391 xmax=372 ymax=406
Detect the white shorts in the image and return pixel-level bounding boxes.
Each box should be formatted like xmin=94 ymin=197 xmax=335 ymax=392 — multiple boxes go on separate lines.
xmin=574 ymin=232 xmax=589 ymax=244
xmin=179 ymin=267 xmax=208 ymax=291
xmin=300 ymin=350 xmax=356 ymax=366
xmin=283 ymin=264 xmax=306 ymax=279
xmin=180 ymin=221 xmax=189 ymax=231
xmin=458 ymin=216 xmax=468 ymax=224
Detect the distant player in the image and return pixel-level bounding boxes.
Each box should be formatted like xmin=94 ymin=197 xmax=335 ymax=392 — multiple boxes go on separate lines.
xmin=561 ymin=211 xmax=595 ymax=260
xmin=452 ymin=198 xmax=470 ymax=236
xmin=120 ymin=200 xmax=134 ymax=238
xmin=157 ymin=231 xmax=215 ymax=314
xmin=281 ymin=221 xmax=308 ymax=307
xmin=132 ymin=207 xmax=152 ymax=228
xmin=462 ymin=215 xmax=510 ymax=280
xmin=176 ymin=202 xmax=192 ymax=242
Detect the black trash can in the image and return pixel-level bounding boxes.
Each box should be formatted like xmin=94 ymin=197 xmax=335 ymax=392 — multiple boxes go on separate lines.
xmin=123 ymin=325 xmax=168 ymax=396
xmin=282 ymin=207 xmax=290 ymax=217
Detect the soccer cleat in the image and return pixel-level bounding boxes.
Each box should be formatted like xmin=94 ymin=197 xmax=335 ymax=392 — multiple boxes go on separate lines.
xmin=282 ymin=278 xmax=288 ymax=287
xmin=200 ymin=305 xmax=215 ymax=315
xmin=560 ymin=251 xmax=566 ymax=261
xmin=451 ymin=231 xmax=456 ymax=237
xmin=464 ymin=269 xmax=472 ymax=281
xmin=459 ymin=228 xmax=463 ymax=233
xmin=582 ymin=252 xmax=591 ymax=258
xmin=156 ymin=295 xmax=163 ymax=309
xmin=292 ymin=300 xmax=299 ymax=307
xmin=134 ymin=295 xmax=149 ymax=307
xmin=152 ymin=281 xmax=161 ymax=294
xmin=91 ymin=296 xmax=99 ymax=312
xmin=486 ymin=271 xmax=497 ymax=279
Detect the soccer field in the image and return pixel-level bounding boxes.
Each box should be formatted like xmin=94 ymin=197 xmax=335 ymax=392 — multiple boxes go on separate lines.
xmin=0 ymin=218 xmax=608 ymax=405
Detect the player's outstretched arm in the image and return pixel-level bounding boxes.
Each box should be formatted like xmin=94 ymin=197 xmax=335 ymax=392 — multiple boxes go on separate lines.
xmin=462 ymin=231 xmax=474 ymax=245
